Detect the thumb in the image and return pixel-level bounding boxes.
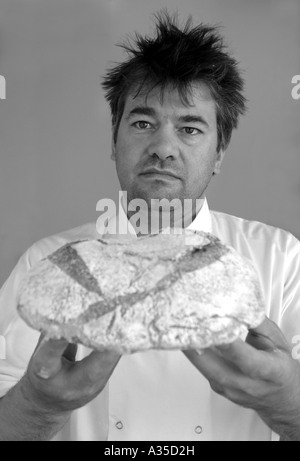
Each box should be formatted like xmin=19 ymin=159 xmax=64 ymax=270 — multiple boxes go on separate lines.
xmin=30 ymin=337 xmax=70 ymax=379
xmin=246 ymin=316 xmax=290 ymax=352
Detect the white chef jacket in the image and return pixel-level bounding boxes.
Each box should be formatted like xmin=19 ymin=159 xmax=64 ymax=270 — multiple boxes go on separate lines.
xmin=0 ymin=198 xmax=299 ymax=441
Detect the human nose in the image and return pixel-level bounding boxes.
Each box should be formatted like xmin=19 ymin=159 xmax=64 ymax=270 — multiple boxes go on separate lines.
xmin=147 ymin=126 xmax=180 ymax=161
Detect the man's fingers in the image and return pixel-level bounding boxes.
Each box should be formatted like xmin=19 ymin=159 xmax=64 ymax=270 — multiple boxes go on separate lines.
xmin=183 ymin=347 xmax=241 ymax=387
xmin=246 ymin=329 xmax=276 ymax=351
xmin=62 ymin=343 xmax=78 ymax=362
xmin=247 ymin=317 xmax=290 ymax=352
xmin=32 ymin=332 xmax=47 ymax=354
xmin=31 ymin=337 xmax=70 ymax=379
xmin=72 ymin=351 xmax=121 ymax=383
xmin=215 ymin=338 xmax=283 ymax=380
xmin=214 ymin=318 xmax=291 ymax=379
xmin=31 ymin=333 xmax=121 ymax=392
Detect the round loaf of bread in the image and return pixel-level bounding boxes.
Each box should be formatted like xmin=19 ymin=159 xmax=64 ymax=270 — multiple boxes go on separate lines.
xmin=17 ymin=229 xmax=265 ymax=353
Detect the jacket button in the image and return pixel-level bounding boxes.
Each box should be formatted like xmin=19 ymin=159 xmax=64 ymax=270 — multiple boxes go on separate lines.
xmin=115 ymin=420 xmax=123 ymax=430
xmin=194 ymin=425 xmax=203 ymax=434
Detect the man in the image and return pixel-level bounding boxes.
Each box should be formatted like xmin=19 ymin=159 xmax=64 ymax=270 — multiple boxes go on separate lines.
xmin=0 ymin=12 xmax=300 ymax=441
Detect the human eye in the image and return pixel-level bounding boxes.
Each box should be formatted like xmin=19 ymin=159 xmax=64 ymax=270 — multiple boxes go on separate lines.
xmin=132 ymin=121 xmax=152 ymax=130
xmin=181 ymin=127 xmax=202 ymax=135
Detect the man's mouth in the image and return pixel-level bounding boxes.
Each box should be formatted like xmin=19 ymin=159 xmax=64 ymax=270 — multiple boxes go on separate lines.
xmin=140 ymin=168 xmax=180 ymax=180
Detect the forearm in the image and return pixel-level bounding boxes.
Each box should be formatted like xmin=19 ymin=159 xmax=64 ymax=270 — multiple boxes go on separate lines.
xmin=0 ymin=377 xmax=71 ymax=441
xmin=277 ymin=421 xmax=300 ymax=442
xmin=278 ymin=425 xmax=300 ymax=441
xmin=261 ymin=409 xmax=300 ymax=442
xmin=280 ymin=433 xmax=300 ymax=442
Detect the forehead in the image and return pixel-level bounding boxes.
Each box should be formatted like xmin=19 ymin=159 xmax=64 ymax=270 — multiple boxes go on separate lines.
xmin=123 ymin=82 xmax=217 ymax=119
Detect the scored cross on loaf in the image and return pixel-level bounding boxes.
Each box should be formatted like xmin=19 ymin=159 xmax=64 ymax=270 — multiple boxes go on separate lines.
xmin=17 ymin=229 xmax=265 ymax=353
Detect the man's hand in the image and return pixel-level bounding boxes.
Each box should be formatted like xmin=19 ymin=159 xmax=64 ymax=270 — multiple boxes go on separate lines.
xmin=0 ymin=335 xmax=121 ymax=440
xmin=184 ymin=317 xmax=300 ymax=441
xmin=22 ymin=335 xmax=121 ymax=414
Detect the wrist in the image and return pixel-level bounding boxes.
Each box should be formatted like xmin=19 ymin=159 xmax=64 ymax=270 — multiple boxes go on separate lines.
xmin=278 ymin=422 xmax=300 ymax=442
xmin=261 ymin=408 xmax=300 ymax=442
xmin=1 ymin=376 xmax=72 ymax=441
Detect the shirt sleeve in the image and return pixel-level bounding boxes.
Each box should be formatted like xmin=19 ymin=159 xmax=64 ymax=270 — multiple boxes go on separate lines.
xmin=280 ymin=234 xmax=300 ymax=356
xmin=0 ymin=247 xmax=41 ymax=397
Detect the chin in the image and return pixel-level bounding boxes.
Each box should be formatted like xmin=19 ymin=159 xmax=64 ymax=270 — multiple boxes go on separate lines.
xmin=132 ymin=183 xmax=179 ymax=201
xmin=140 ymin=191 xmax=183 ymax=204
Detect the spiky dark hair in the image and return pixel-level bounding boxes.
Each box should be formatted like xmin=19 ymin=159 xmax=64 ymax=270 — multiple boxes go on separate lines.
xmin=102 ymin=11 xmax=247 ymax=152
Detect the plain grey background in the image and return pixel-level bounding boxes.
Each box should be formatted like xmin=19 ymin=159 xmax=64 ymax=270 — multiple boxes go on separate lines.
xmin=0 ymin=0 xmax=299 ymax=287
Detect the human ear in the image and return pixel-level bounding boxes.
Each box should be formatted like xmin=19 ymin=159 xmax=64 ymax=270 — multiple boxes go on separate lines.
xmin=213 ymin=150 xmax=226 ymax=175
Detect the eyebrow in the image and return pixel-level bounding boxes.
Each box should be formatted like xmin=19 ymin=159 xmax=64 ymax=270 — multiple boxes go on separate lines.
xmin=125 ymin=107 xmax=156 ymax=120
xmin=177 ymin=115 xmax=209 ymax=128
xmin=125 ymin=107 xmax=210 ymax=128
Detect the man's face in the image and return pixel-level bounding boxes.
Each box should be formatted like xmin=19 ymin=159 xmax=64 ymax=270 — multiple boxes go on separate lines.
xmin=112 ymin=82 xmax=225 ymax=207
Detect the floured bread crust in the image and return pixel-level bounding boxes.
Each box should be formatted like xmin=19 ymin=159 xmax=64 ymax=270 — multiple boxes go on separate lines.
xmin=17 ymin=230 xmax=265 ymax=353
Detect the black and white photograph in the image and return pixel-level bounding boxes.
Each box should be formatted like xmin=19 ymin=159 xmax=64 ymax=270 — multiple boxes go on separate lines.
xmin=0 ymin=0 xmax=299 ymax=442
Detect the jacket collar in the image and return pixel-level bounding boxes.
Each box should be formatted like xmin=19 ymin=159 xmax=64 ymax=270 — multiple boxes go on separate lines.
xmin=107 ymin=192 xmax=212 ymax=236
